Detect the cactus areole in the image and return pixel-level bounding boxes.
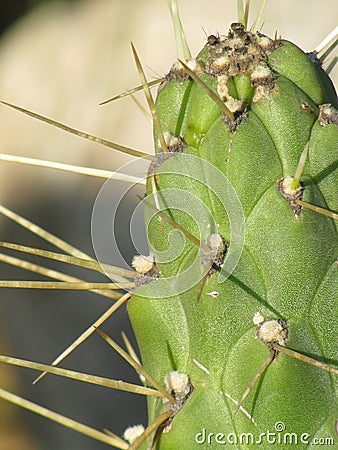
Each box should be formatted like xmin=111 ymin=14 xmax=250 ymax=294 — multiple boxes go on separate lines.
xmin=128 ymin=21 xmax=338 ymax=449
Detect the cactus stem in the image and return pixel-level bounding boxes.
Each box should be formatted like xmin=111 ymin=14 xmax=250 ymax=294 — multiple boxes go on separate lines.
xmin=140 ymin=195 xmax=205 ymax=250
xmin=0 ymin=101 xmax=154 ymax=160
xmin=95 ymin=327 xmax=176 ymax=404
xmin=178 ymin=59 xmax=235 ymax=121
xmin=1 ymin=2 xmax=336 ymax=444
xmin=167 ymin=0 xmax=191 ymax=63
xmin=233 ymin=349 xmax=277 ymax=417
xmin=33 ymin=292 xmax=131 ymax=384
xmin=99 ymin=78 xmax=165 ymax=106
xmin=272 ymin=344 xmax=338 ymax=375
xmin=128 ymin=411 xmax=174 ymax=450
xmin=290 ymin=142 xmax=309 ymax=190
xmin=294 ymin=200 xmax=338 ymax=220
xmin=131 ymin=43 xmax=169 ymax=153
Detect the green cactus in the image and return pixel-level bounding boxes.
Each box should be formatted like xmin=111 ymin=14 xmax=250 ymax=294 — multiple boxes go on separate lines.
xmin=0 ymin=1 xmax=337 ymax=449
xmin=128 ymin=8 xmax=338 ymax=448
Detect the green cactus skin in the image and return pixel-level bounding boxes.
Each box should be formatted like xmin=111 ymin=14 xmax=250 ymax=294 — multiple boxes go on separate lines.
xmin=128 ymin=23 xmax=338 ymax=449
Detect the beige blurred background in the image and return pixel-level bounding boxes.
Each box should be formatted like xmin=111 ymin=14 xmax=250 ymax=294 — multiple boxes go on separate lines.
xmin=0 ymin=1 xmax=337 ymax=449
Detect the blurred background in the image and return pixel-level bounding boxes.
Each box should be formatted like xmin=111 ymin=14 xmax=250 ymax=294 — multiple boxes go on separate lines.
xmin=0 ymin=0 xmax=337 ymax=448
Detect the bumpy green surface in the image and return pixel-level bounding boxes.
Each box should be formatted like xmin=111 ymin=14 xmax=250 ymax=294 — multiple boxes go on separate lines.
xmin=128 ymin=26 xmax=337 ymax=449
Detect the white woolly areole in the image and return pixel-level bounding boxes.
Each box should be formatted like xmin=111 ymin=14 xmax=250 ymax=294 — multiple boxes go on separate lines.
xmin=131 ymin=254 xmax=154 ymax=274
xmin=253 ymin=312 xmax=264 ymax=325
xmin=206 ymin=233 xmax=223 ymax=251
xmin=250 ymin=64 xmax=273 ymax=83
xmin=123 ymin=424 xmax=145 ymax=443
xmin=217 ymin=75 xmax=244 ymax=113
xmin=213 ymin=56 xmax=231 ymax=71
xmin=162 ymin=131 xmax=183 ymax=149
xmin=225 ymin=96 xmax=245 ymax=113
xmin=252 ymin=85 xmax=270 ymax=103
xmin=257 ymin=319 xmax=288 ymax=345
xmin=280 ymin=176 xmax=301 ymax=197
xmin=164 ymin=371 xmax=189 ymax=394
xmin=217 ymin=74 xmax=229 ymax=99
xmin=257 ymin=35 xmax=273 ymax=49
xmin=186 ymin=58 xmax=204 ymax=76
xmin=172 ymin=59 xmax=203 ymax=76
